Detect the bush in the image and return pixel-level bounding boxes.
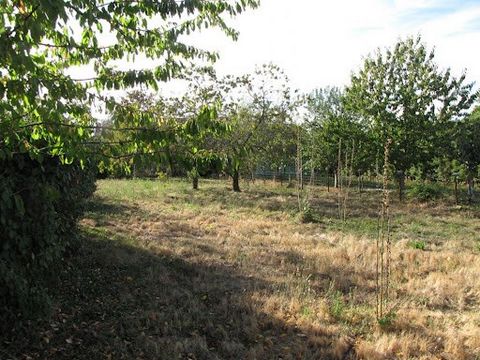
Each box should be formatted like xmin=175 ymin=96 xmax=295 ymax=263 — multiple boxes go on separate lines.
xmin=407 ymin=182 xmax=444 ymax=201
xmin=0 ymin=155 xmax=96 ymax=322
xmin=297 ymin=196 xmax=315 ymax=223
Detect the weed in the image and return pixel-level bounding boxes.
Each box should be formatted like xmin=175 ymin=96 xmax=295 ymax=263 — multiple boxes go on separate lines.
xmin=297 ymin=196 xmax=315 ymax=223
xmin=377 ymin=310 xmax=397 ymax=329
xmin=408 ymin=240 xmax=426 ymax=250
xmin=329 ymin=291 xmax=346 ymax=319
xmin=301 ymin=305 xmax=313 ymax=318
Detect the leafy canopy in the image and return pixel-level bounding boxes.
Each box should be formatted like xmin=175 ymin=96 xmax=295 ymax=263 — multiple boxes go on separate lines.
xmin=0 ymin=0 xmax=258 ymax=162
xmin=345 ymin=35 xmax=477 ymax=172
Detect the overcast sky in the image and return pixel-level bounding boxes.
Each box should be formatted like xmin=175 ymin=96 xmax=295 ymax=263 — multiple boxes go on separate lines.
xmin=186 ymin=0 xmax=480 ymax=93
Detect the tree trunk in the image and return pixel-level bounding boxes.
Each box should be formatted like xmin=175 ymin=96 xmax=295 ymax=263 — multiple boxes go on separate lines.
xmin=334 ymin=172 xmax=338 ymax=189
xmin=192 ymin=176 xmax=199 ymax=190
xmin=397 ymin=170 xmax=405 ymax=201
xmin=166 ymin=151 xmax=174 ymax=177
xmin=454 ymin=176 xmax=459 ymax=205
xmin=467 ymin=173 xmax=475 ymax=203
xmin=232 ymin=169 xmax=241 ymax=192
xmin=327 ymin=174 xmax=330 ymax=192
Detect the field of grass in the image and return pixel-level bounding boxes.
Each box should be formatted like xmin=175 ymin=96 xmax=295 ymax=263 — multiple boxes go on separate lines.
xmin=3 ymin=178 xmax=480 ymax=359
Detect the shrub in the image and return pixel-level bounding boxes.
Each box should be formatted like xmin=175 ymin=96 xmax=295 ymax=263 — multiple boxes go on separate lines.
xmin=0 ymin=155 xmax=96 ymax=322
xmin=297 ymin=195 xmax=315 ymax=223
xmin=407 ymin=182 xmax=444 ymax=201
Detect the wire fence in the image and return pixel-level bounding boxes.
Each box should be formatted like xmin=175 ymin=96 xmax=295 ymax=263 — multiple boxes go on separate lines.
xmin=250 ymin=171 xmax=384 ymax=190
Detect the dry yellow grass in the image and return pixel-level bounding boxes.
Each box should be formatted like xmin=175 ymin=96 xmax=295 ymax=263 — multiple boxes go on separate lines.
xmin=72 ymin=179 xmax=480 ymax=359
xmin=7 ymin=178 xmax=478 ymax=359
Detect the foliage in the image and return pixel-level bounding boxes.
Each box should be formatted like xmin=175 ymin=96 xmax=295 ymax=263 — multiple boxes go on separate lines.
xmin=0 ymin=155 xmax=96 ymax=320
xmin=95 ymin=90 xmax=177 ymax=177
xmin=1 ymin=0 xmax=258 ymax=163
xmin=306 ymin=87 xmax=376 ymax=177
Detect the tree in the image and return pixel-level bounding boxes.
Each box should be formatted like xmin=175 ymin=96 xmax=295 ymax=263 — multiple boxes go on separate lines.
xmin=457 ymin=106 xmax=480 ymax=201
xmin=174 ymin=68 xmax=227 ymax=189
xmin=178 ymin=105 xmax=229 ymax=190
xmin=219 ymin=64 xmax=299 ymax=191
xmin=96 ymin=90 xmax=178 ymax=177
xmin=345 ymin=36 xmax=477 ymax=200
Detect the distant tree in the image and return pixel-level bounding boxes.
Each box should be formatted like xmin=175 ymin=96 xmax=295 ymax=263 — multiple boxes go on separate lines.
xmin=457 ymin=106 xmax=480 ymax=201
xmin=219 ymin=64 xmax=299 ymax=192
xmin=171 ymin=69 xmax=228 ymax=189
xmin=345 ymin=36 xmax=477 ymax=200
xmin=306 ymin=87 xmax=375 ymax=187
xmin=178 ymin=105 xmax=229 ymax=190
xmin=306 ymin=87 xmax=344 ymax=181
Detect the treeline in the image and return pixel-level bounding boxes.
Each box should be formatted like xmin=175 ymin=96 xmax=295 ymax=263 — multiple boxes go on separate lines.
xmin=98 ymin=37 xmax=480 ymax=200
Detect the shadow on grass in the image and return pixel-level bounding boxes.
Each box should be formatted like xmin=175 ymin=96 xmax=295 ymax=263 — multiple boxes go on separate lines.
xmin=1 ymin=232 xmax=354 ymax=360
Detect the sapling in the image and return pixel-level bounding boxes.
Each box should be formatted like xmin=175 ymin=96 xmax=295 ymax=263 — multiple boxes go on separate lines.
xmin=376 ymin=138 xmax=395 ymax=322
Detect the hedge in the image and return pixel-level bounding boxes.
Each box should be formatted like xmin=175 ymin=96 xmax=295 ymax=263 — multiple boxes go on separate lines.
xmin=0 ymin=154 xmax=96 ymax=322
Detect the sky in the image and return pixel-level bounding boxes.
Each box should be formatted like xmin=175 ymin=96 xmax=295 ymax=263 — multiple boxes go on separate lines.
xmin=184 ymin=0 xmax=480 ymax=93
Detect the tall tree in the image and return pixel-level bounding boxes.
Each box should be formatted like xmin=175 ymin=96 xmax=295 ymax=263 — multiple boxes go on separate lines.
xmin=345 ymin=36 xmax=477 ymax=200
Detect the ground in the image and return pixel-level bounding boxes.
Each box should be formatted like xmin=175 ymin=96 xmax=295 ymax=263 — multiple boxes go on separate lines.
xmin=2 ymin=179 xmax=480 ymax=359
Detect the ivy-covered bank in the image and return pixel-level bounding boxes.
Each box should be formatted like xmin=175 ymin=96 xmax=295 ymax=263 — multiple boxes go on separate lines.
xmin=0 ymin=156 xmax=96 ymax=323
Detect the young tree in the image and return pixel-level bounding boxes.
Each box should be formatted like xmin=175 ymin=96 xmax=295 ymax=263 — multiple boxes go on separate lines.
xmin=345 ymin=36 xmax=477 ymax=200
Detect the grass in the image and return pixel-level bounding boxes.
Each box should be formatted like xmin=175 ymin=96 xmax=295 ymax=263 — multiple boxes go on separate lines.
xmin=2 ymin=178 xmax=480 ymax=359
